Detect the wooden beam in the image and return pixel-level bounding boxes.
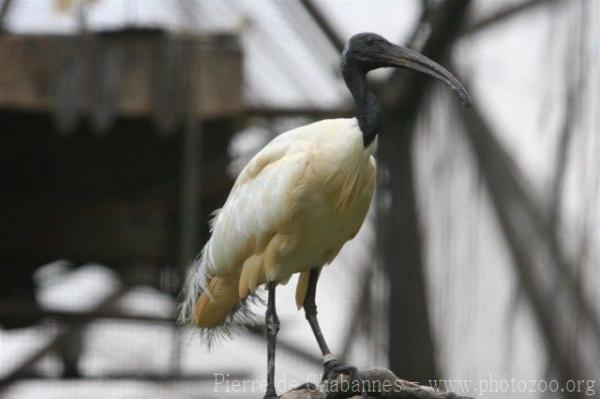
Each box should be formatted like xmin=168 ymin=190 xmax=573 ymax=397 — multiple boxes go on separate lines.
xmin=0 ymin=303 xmax=174 ymax=325
xmin=378 ymin=0 xmax=472 ymax=382
xmin=0 ymin=0 xmax=13 ymax=33
xmin=298 ymin=0 xmax=345 ymax=52
xmin=243 ymin=105 xmax=351 ymax=119
xmin=462 ymin=0 xmax=562 ymax=36
xmin=13 ymin=371 xmax=251 ymax=382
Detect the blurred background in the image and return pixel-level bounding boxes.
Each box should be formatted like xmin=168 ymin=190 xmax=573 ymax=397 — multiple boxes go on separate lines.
xmin=0 ymin=0 xmax=598 ymax=398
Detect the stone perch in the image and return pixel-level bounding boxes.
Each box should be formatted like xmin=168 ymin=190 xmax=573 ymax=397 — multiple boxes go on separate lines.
xmin=280 ymin=367 xmax=472 ymax=399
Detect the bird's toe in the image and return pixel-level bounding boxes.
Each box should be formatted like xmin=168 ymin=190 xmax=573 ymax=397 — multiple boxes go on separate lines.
xmin=322 ymin=361 xmax=365 ymax=397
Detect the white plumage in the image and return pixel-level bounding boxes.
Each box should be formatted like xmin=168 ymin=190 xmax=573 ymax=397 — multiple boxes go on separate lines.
xmin=179 ymin=118 xmax=376 ymax=338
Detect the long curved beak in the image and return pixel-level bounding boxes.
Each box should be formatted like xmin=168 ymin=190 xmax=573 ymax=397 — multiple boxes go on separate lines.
xmin=380 ymin=43 xmax=471 ymax=106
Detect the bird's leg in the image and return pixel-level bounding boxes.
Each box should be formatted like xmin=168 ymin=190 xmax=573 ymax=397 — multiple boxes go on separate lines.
xmin=303 ymin=269 xmax=364 ymax=396
xmin=264 ymin=281 xmax=280 ymax=399
xmin=303 ymin=269 xmax=332 ymax=362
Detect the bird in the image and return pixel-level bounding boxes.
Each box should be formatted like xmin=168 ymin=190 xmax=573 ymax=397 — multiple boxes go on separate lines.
xmin=179 ymin=32 xmax=470 ymax=398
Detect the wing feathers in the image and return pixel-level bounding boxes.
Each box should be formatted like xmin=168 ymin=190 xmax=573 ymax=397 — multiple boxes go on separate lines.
xmin=238 ymin=254 xmax=263 ymax=299
xmin=209 ymin=147 xmax=310 ymax=279
xmin=295 ymin=270 xmax=311 ymax=310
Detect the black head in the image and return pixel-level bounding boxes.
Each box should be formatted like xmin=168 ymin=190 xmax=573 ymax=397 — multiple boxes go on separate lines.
xmin=341 ymin=33 xmax=393 ymax=72
xmin=341 ymin=32 xmax=471 ymax=106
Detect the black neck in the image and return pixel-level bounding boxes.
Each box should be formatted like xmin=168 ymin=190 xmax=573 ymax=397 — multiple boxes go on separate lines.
xmin=342 ymin=64 xmax=381 ymax=147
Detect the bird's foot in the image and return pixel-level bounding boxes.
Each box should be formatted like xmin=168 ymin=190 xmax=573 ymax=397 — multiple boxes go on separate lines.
xmin=323 ymin=359 xmax=358 ymax=382
xmin=322 ymin=359 xmax=367 ymax=398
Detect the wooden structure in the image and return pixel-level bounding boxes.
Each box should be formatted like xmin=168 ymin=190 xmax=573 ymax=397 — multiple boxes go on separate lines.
xmin=0 ymin=33 xmax=242 ymax=127
xmin=0 ymin=31 xmax=242 ymax=326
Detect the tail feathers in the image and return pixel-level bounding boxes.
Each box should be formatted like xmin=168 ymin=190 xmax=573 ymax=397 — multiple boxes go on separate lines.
xmin=178 ymin=246 xmax=262 ymax=346
xmin=194 ymin=275 xmax=240 ymax=327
